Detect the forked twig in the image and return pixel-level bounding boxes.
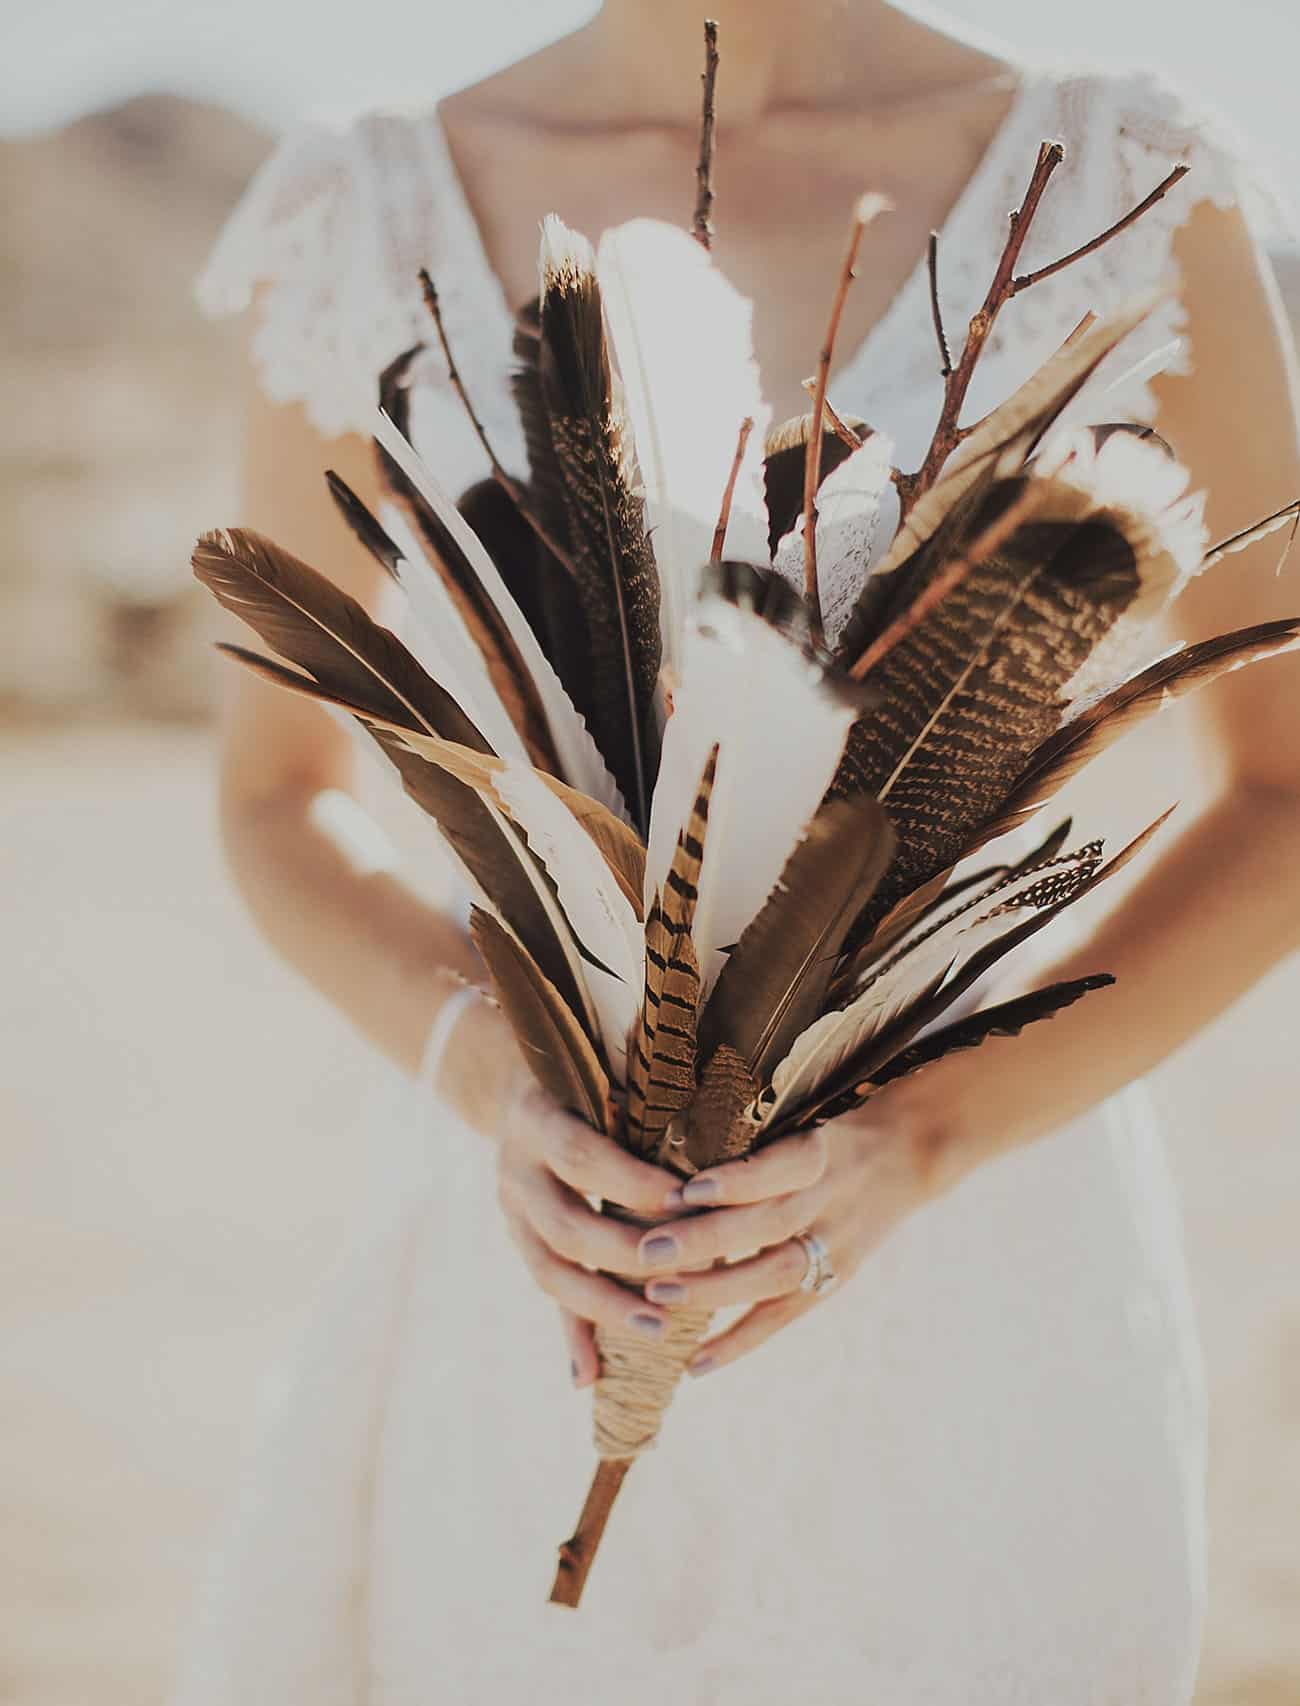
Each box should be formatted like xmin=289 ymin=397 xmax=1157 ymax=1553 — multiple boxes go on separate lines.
xmin=803 ymin=193 xmax=889 ymax=641
xmin=692 ymin=21 xmax=720 ymax=250
xmin=711 ymin=415 xmax=755 ymax=560
xmin=1009 ymin=163 xmax=1190 ymax=294
xmin=897 ymin=147 xmax=1192 ymax=518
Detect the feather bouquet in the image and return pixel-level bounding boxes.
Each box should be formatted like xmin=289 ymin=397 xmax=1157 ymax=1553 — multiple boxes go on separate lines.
xmin=193 ymin=27 xmax=1300 ymax=1608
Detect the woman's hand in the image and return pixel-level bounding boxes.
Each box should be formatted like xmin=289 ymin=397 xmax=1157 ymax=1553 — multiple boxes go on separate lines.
xmin=632 ymin=1096 xmax=940 ymax=1377
xmin=492 ymin=1080 xmax=690 ymax=1388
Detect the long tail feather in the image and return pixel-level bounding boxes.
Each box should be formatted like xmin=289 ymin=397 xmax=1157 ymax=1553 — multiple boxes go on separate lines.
xmin=625 ymin=748 xmax=717 ymax=1159
xmin=536 ymin=217 xmax=663 ymax=830
xmin=470 ymin=909 xmax=610 ymax=1130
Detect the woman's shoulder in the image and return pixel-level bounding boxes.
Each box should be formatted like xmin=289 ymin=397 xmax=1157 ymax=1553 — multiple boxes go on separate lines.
xmin=194 ymin=103 xmax=483 ymax=439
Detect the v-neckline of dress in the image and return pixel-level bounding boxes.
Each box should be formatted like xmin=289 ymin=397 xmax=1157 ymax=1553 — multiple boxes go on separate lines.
xmin=423 ymin=67 xmax=1044 ymax=402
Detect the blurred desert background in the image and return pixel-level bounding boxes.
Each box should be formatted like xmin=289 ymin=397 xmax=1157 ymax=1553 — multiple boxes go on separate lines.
xmin=2 ymin=2 xmax=1298 ymax=1701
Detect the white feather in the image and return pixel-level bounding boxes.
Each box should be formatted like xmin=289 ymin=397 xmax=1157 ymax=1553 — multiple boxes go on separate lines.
xmin=771 ymin=431 xmax=898 ymax=649
xmin=372 ymin=405 xmax=628 ymax=821
xmin=644 ymin=595 xmax=856 ymax=990
xmin=378 ymin=501 xmax=530 ymax=763
xmin=491 ymin=759 xmax=643 ymax=1082
xmin=595 ymin=218 xmax=771 ymax=676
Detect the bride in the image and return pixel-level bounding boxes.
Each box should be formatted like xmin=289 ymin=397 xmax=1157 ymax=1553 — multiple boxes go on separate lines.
xmin=178 ymin=2 xmax=1300 ymax=1700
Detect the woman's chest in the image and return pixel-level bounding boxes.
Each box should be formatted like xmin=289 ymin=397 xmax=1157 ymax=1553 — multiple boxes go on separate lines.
xmin=440 ymin=93 xmax=1017 ymax=422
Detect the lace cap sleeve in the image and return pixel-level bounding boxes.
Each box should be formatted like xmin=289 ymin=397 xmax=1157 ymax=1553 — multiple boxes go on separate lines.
xmin=993 ymin=68 xmax=1295 ymax=427
xmin=194 ymin=109 xmax=524 ymax=472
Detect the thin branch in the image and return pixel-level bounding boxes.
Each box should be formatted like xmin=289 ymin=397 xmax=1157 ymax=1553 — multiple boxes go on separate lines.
xmin=418 ymin=267 xmax=577 ymax=574
xmin=1009 ymin=163 xmax=1190 ymax=294
xmin=801 ymin=377 xmax=864 ymax=451
xmin=550 ymin=1459 xmax=631 ymax=1608
xmin=803 ymin=193 xmax=889 ymax=641
xmin=692 ymin=21 xmax=720 ymax=250
xmin=848 ymin=477 xmax=1054 ymax=681
xmin=896 ymin=141 xmax=1064 ymax=517
xmin=710 ymin=414 xmax=754 ymax=560
xmin=926 ymin=230 xmax=953 ymax=378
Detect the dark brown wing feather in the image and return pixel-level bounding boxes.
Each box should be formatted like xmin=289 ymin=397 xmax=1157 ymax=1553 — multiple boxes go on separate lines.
xmin=699 ymin=791 xmax=895 ymax=1082
xmin=536 ymin=229 xmax=662 ymax=829
xmin=470 ymin=908 xmax=609 ymax=1131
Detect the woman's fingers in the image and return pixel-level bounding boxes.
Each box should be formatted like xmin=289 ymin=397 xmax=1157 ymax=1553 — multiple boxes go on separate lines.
xmin=643 ymin=1235 xmax=812 ymax=1309
xmin=505 ymin=1213 xmax=669 ymax=1338
xmin=558 ymin=1306 xmax=599 ymax=1389
xmin=670 ymin=1128 xmax=830 ymax=1210
xmin=502 ymin=1159 xmax=648 ymax=1273
xmin=635 ymin=1185 xmax=828 ymax=1274
xmin=511 ymin=1089 xmax=682 ymax=1217
xmin=687 ymin=1292 xmax=818 ymax=1377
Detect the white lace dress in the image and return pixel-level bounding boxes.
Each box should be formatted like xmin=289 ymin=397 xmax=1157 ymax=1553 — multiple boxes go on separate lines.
xmin=177 ymin=64 xmax=1276 ymax=1706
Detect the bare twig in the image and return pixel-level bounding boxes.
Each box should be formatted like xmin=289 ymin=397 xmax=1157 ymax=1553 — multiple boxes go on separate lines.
xmin=710 ymin=415 xmax=755 ymax=560
xmin=418 ymin=267 xmax=576 ymax=574
xmin=692 ymin=21 xmax=720 ymax=250
xmin=896 ymin=141 xmax=1064 ymax=518
xmin=1009 ymin=163 xmax=1190 ymax=294
xmin=896 ymin=149 xmax=1193 ymax=521
xmin=801 ymin=377 xmax=865 ymax=451
xmin=926 ymin=231 xmax=953 ymax=378
xmin=550 ymin=1459 xmax=630 ymax=1608
xmin=804 ymin=193 xmax=889 ymax=641
xmin=848 ymin=477 xmax=1054 ymax=680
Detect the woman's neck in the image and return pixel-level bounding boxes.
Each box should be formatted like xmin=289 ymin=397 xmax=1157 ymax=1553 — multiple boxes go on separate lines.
xmin=576 ymin=1 xmax=1005 ymax=129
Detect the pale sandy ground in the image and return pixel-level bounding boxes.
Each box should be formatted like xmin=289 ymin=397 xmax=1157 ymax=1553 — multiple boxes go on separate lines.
xmin=2 ymin=720 xmax=1297 ymax=1704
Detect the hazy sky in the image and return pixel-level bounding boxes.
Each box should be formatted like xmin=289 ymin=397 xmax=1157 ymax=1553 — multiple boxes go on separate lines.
xmin=5 ymin=0 xmax=1298 ymax=187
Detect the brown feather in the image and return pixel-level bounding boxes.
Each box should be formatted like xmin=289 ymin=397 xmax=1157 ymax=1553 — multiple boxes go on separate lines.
xmin=832 ymin=470 xmax=1169 ymax=950
xmin=865 ymin=974 xmax=1115 ymax=1089
xmin=969 ymin=618 xmax=1300 ymax=851
xmin=470 ymin=908 xmax=609 ymax=1131
xmin=624 ymin=747 xmax=718 ymax=1159
xmin=778 ymin=810 xmax=1172 ymax=1132
xmin=699 ymin=791 xmax=895 ymax=1082
xmin=194 ymin=535 xmax=587 ymax=1018
xmin=676 ymin=1044 xmax=762 ymax=1171
xmin=537 ymin=222 xmax=662 ymax=829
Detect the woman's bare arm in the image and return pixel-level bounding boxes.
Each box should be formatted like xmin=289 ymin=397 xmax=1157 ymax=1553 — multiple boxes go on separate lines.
xmin=218 ymin=333 xmax=509 ymax=1125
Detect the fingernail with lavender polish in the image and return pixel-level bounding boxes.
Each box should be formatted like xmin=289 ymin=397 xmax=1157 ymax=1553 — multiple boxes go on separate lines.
xmin=645 ymin=1279 xmax=687 ymax=1304
xmin=662 ymin=1186 xmax=685 ymax=1210
xmin=682 ymin=1175 xmax=720 ymax=1205
xmin=688 ymin=1356 xmax=716 ymax=1377
xmin=640 ymin=1233 xmax=680 ymax=1266
xmin=628 ymin=1310 xmax=665 ymax=1337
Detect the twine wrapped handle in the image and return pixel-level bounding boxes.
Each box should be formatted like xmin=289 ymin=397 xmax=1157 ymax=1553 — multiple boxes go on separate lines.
xmin=550 ymin=1305 xmax=712 ymax=1607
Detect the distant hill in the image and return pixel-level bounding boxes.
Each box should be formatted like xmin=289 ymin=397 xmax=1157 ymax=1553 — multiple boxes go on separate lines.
xmin=1 ymin=94 xmax=269 ymax=718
